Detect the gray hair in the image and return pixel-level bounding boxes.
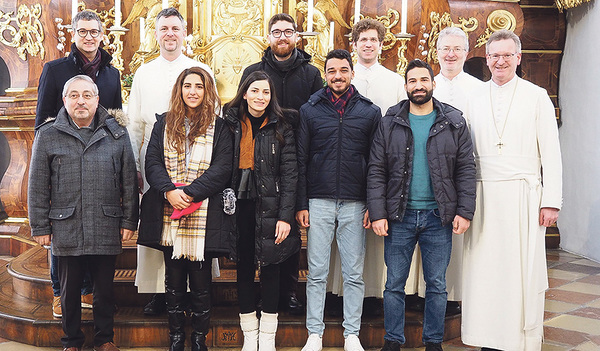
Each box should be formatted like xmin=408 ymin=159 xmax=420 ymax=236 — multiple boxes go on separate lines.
xmin=156 ymin=7 xmax=186 ymax=27
xmin=437 ymin=26 xmax=469 ymax=52
xmin=62 ymin=75 xmax=99 ymax=97
xmin=486 ymin=29 xmax=522 ymax=53
xmin=73 ymin=10 xmax=102 ymax=31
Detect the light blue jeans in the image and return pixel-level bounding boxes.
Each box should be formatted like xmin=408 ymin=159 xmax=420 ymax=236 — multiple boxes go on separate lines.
xmin=305 ymin=199 xmax=366 ymax=337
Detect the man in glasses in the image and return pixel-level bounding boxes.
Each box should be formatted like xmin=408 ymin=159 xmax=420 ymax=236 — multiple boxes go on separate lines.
xmin=238 ymin=13 xmax=322 ymax=320
xmin=35 ymin=9 xmax=122 ymax=319
xmin=461 ymin=29 xmax=562 ymax=350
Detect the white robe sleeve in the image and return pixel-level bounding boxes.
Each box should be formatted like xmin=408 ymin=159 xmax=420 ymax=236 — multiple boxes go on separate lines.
xmin=536 ymin=88 xmax=563 ymax=209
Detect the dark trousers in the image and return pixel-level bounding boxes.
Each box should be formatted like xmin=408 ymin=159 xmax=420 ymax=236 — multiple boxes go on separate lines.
xmin=236 ymin=200 xmax=280 ymax=314
xmin=58 ymin=255 xmax=117 ymax=348
xmin=163 ymin=246 xmax=212 ymax=336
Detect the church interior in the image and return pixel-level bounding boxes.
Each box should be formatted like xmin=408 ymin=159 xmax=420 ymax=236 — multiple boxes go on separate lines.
xmin=1 ymin=0 xmax=599 ymax=349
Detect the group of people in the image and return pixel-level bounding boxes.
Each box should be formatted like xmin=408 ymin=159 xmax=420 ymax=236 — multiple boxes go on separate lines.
xmin=27 ymin=7 xmax=562 ymax=351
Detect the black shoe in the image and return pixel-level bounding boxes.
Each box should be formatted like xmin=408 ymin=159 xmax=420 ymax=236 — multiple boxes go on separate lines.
xmin=381 ymin=339 xmax=402 ymax=351
xmin=144 ymin=293 xmax=167 ymax=316
xmin=286 ymin=292 xmax=305 ymax=315
xmin=191 ymin=332 xmax=208 ymax=351
xmin=169 ymin=332 xmax=185 ymax=351
xmin=405 ymin=294 xmax=425 ymax=312
xmin=425 ymin=342 xmax=443 ymax=351
xmin=445 ymin=301 xmax=461 ymax=315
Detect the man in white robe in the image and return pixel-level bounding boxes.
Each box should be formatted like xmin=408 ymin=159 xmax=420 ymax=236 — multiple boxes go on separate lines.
xmin=327 ymin=19 xmax=407 ymax=303
xmin=462 ymin=29 xmax=562 ymax=350
xmin=127 ymin=7 xmax=214 ymax=313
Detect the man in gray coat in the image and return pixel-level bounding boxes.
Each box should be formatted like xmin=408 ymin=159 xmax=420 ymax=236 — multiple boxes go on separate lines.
xmin=28 ymin=75 xmax=139 ymax=351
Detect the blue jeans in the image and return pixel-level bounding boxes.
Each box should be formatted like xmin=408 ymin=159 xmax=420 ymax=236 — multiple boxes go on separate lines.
xmin=51 ymin=251 xmax=93 ymax=296
xmin=306 ymin=199 xmax=366 ymax=337
xmin=383 ymin=209 xmax=452 ymax=344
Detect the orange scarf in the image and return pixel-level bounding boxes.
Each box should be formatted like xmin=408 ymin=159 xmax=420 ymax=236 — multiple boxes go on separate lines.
xmin=239 ymin=114 xmax=268 ymax=169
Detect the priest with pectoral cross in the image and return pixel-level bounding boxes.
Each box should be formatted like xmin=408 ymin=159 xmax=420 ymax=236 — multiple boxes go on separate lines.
xmin=461 ymin=30 xmax=563 ymax=351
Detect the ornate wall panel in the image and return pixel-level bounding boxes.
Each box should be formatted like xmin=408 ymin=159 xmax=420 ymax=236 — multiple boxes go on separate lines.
xmin=520 ymin=7 xmax=566 ymax=50
xmin=521 ymin=52 xmax=561 ymax=97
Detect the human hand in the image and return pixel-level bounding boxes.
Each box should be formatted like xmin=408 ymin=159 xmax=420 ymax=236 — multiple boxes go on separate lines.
xmin=121 ymin=228 xmax=135 ymax=242
xmin=296 ymin=210 xmax=310 ymax=228
xmin=33 ymin=234 xmax=51 ymax=246
xmin=372 ymin=219 xmax=388 ymax=237
xmin=275 ymin=221 xmax=291 ymax=244
xmin=166 ymin=189 xmax=191 ymax=210
xmin=539 ymin=207 xmax=559 ymax=227
xmin=452 ymin=215 xmax=470 ymax=235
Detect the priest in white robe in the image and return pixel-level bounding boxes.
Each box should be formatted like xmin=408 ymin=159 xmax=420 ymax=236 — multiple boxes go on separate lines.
xmin=327 ymin=19 xmax=407 ymax=301
xmin=127 ymin=8 xmax=215 ymax=300
xmin=462 ymin=29 xmax=562 ymax=350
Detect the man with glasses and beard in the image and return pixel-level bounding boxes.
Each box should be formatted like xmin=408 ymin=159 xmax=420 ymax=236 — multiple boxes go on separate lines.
xmin=239 ymin=13 xmax=322 ymax=316
xmin=368 ymin=59 xmax=475 ymax=351
xmin=35 ymin=10 xmax=122 ymax=318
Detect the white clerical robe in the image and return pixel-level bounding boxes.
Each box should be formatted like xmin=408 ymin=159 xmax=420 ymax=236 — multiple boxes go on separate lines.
xmin=127 ymin=54 xmax=214 ymax=293
xmin=462 ymin=76 xmax=562 ymax=350
xmin=326 ymin=63 xmax=406 ymax=298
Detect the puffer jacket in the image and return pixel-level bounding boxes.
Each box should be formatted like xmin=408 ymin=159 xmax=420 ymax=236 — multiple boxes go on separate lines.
xmin=138 ymin=114 xmax=235 ymax=258
xmin=367 ymin=98 xmax=476 ymax=225
xmin=296 ymin=87 xmax=381 ymax=210
xmin=240 ymin=48 xmax=323 ymax=111
xmin=28 ymin=106 xmax=139 ymax=256
xmin=225 ymin=107 xmax=301 ymax=266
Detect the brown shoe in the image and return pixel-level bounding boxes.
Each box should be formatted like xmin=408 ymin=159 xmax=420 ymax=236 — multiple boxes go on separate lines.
xmin=95 ymin=341 xmax=120 ymax=351
xmin=52 ymin=296 xmax=62 ymax=318
xmin=63 ymin=347 xmax=81 ymax=351
xmin=81 ymin=293 xmax=93 ymax=309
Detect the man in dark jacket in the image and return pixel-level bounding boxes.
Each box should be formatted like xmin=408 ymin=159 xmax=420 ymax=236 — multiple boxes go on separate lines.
xmin=240 ymin=13 xmax=322 ymax=314
xmin=368 ymin=60 xmax=476 ymax=351
xmin=35 ymin=10 xmax=123 ymax=319
xmin=35 ymin=10 xmax=122 ymax=128
xmin=296 ymin=49 xmax=381 ymax=351
xmin=28 ymin=75 xmax=138 ymax=351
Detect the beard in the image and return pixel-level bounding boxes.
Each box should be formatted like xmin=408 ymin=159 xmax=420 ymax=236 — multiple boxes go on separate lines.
xmin=407 ymin=88 xmax=434 ymax=105
xmin=271 ymin=40 xmax=295 ymax=59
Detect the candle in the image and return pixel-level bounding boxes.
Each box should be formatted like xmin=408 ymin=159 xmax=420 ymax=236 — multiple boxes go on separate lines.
xmin=354 ymin=0 xmax=360 ymax=25
xmin=329 ymin=21 xmax=335 ymax=50
xmin=307 ymin=0 xmax=314 ymax=33
xmin=401 ymin=0 xmax=408 ymax=34
xmin=72 ymin=0 xmax=78 ymax=23
xmin=162 ymin=0 xmax=168 ymax=9
xmin=114 ymin=0 xmax=122 ymax=27
xmin=140 ymin=17 xmax=145 ymax=45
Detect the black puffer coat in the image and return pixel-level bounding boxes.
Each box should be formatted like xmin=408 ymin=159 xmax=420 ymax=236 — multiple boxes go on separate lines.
xmin=367 ymin=98 xmax=476 ymax=226
xmin=240 ymin=48 xmax=323 ymax=111
xmin=296 ymin=87 xmax=381 ymax=210
xmin=137 ymin=114 xmax=235 ymax=258
xmin=225 ymin=107 xmax=301 ymax=266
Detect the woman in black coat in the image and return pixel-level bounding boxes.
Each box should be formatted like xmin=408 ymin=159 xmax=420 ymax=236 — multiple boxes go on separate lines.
xmin=139 ymin=67 xmax=233 ymax=351
xmin=224 ymin=71 xmax=300 ymax=351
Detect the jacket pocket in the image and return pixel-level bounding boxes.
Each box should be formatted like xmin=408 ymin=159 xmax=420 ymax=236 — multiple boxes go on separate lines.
xmin=49 ymin=207 xmax=78 ymax=248
xmin=49 ymin=207 xmax=76 ymax=220
xmin=98 ymin=204 xmax=123 ymax=247
xmin=102 ymin=204 xmax=124 ymax=218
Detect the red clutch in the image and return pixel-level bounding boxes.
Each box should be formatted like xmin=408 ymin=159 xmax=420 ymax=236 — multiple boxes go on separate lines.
xmin=170 ymin=183 xmax=202 ymax=219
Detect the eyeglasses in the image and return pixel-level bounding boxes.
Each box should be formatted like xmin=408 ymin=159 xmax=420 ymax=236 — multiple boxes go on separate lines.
xmin=487 ymin=53 xmax=517 ymax=61
xmin=76 ymin=28 xmax=101 ymax=38
xmin=270 ymin=29 xmax=295 ymax=38
xmin=438 ymin=47 xmax=465 ymax=54
xmin=67 ymin=92 xmax=97 ymax=100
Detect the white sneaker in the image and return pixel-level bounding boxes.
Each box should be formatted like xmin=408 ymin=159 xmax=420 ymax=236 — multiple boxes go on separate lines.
xmin=301 ymin=334 xmax=322 ymax=351
xmin=344 ymin=334 xmax=364 ymax=351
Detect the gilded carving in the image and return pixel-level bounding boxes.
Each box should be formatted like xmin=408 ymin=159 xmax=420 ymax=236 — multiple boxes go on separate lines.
xmin=555 ymin=0 xmax=592 ymax=12
xmin=0 ymin=4 xmax=45 ymax=60
xmin=475 ymin=10 xmax=516 ymax=48
xmin=427 ymin=12 xmax=477 ymax=64
xmin=213 ymin=0 xmax=263 ymax=35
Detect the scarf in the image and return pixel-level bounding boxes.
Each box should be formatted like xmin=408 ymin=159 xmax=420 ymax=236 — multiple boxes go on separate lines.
xmin=76 ymin=47 xmax=102 ymax=82
xmin=161 ymin=119 xmax=216 ymax=261
xmin=239 ymin=113 xmax=268 ymax=170
xmin=327 ymin=85 xmax=355 ymax=118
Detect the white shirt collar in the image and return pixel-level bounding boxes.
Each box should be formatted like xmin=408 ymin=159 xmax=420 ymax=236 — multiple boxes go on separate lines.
xmin=491 ymin=74 xmax=518 ymax=89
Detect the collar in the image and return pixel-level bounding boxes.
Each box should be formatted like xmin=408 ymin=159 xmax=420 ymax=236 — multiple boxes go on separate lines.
xmin=491 ymin=74 xmax=518 ymax=89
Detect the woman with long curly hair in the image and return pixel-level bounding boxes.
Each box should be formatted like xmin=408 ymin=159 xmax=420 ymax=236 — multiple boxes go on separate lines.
xmin=224 ymin=71 xmax=301 ymax=351
xmin=139 ymin=66 xmax=234 ymax=351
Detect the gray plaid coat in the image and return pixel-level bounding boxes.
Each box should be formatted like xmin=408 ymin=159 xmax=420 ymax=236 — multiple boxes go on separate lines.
xmin=28 ymin=106 xmax=139 ymax=256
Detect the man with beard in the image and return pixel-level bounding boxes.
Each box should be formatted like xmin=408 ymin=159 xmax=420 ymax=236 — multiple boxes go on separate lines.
xmin=239 ymin=13 xmax=322 ymax=316
xmin=368 ymin=59 xmax=475 ymax=351
xmin=297 ymin=49 xmax=380 ymax=351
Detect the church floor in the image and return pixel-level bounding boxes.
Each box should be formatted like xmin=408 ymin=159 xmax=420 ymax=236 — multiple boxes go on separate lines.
xmin=1 ymin=249 xmax=598 ymax=350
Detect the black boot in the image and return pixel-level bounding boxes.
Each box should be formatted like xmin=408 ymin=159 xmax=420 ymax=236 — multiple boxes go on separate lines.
xmin=143 ymin=293 xmax=166 ymax=316
xmin=190 ymin=263 xmax=211 ymax=351
xmin=166 ymin=288 xmax=187 ymax=351
xmin=191 ymin=332 xmax=208 ymax=351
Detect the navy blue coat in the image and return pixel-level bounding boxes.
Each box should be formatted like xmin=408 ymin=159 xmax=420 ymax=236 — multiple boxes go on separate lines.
xmin=36 ymin=44 xmax=122 ymax=127
xmin=296 ymin=87 xmax=381 ymax=210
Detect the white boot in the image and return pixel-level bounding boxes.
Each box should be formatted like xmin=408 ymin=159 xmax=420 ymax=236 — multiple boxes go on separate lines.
xmin=240 ymin=312 xmax=259 ymax=351
xmin=258 ymin=312 xmax=278 ymax=351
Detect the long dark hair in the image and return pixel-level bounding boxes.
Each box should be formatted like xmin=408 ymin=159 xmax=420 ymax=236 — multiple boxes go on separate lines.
xmin=166 ymin=67 xmax=221 ymax=153
xmin=224 ymin=71 xmax=289 ymax=144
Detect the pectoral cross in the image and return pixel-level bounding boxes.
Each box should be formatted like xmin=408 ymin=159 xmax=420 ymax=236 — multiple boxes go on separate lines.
xmin=496 ymin=140 xmax=504 ymax=155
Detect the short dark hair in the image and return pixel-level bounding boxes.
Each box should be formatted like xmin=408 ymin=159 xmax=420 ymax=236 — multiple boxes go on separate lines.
xmin=404 ymin=59 xmax=435 ymax=83
xmin=73 ymin=10 xmax=102 ymax=31
xmin=351 ymin=18 xmax=385 ymax=43
xmin=156 ymin=7 xmax=185 ymax=26
xmin=325 ymin=49 xmax=353 ymax=71
xmin=268 ymin=13 xmax=296 ymax=32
